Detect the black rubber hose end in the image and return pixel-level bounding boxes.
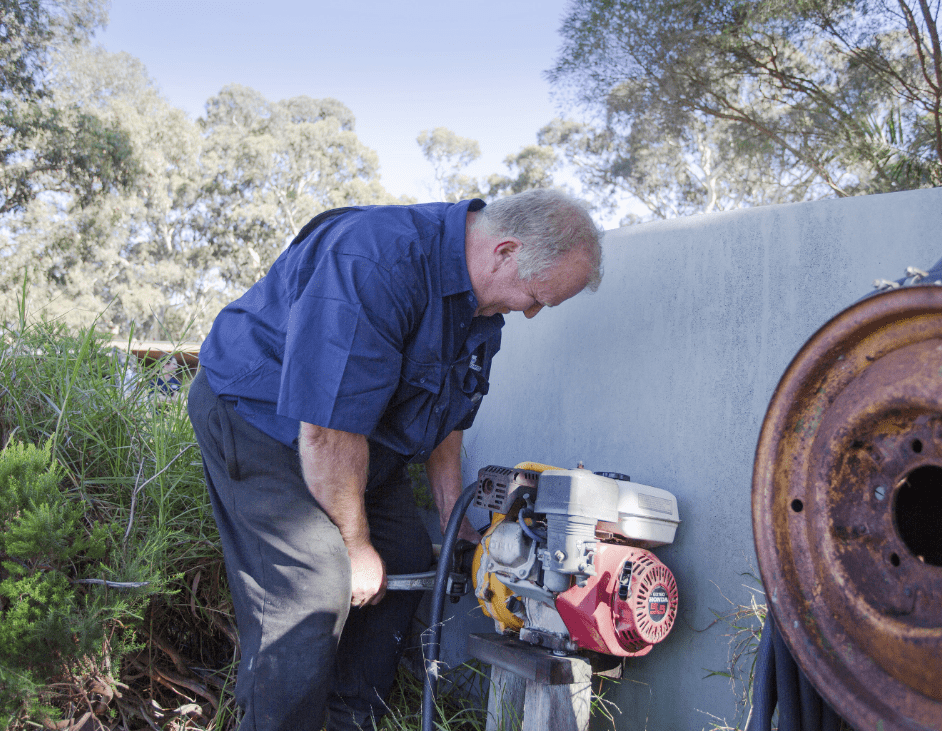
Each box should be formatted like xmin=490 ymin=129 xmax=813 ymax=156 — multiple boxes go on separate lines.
xmin=421 ymin=482 xmax=478 ymax=731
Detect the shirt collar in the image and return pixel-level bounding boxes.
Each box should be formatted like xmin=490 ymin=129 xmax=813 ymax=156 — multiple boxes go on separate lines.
xmin=441 ymin=198 xmax=486 ymax=298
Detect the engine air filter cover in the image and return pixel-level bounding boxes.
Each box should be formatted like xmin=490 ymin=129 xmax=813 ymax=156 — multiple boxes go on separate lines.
xmin=556 ymin=544 xmax=678 ymax=656
xmin=753 ymin=287 xmax=942 ymax=731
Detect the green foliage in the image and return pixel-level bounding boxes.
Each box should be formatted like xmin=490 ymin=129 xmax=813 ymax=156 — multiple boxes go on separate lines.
xmin=198 ymin=84 xmax=403 ymax=297
xmin=2 ymin=6 xmax=405 ymax=341
xmin=377 ymin=662 xmax=486 ymax=731
xmin=547 ymin=0 xmax=942 ymax=219
xmin=0 ymin=664 xmax=50 ymax=730
xmin=0 ymin=45 xmax=219 ymax=340
xmin=417 ymin=127 xmax=484 ymax=202
xmin=0 ymin=0 xmax=107 ymax=103
xmin=0 ymin=305 xmax=218 ymax=727
xmin=486 ymin=143 xmax=561 ymax=198
xmin=1 ymin=0 xmax=50 ymax=102
xmin=408 ymin=463 xmax=435 ymax=511
xmin=0 ymin=0 xmax=139 ymax=215
xmin=0 ymin=440 xmax=127 ymax=723
xmin=416 ymin=126 xmax=564 ymax=203
xmin=376 ymin=660 xmax=619 ymax=731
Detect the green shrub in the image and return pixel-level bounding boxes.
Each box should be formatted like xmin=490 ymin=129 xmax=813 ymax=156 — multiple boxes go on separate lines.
xmin=0 ymin=440 xmax=143 ymax=724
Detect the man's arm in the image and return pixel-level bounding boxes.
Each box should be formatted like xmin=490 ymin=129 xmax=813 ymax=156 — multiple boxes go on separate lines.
xmin=298 ymin=422 xmax=386 ymax=607
xmin=424 ymin=430 xmax=480 ymax=544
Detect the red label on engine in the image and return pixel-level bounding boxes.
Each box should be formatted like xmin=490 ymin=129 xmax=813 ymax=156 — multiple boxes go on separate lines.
xmin=648 ymin=586 xmax=669 ymax=622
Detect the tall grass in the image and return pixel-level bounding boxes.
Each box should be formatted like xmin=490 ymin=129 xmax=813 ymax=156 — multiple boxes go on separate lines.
xmin=0 ymin=304 xmax=230 ymax=729
xmin=701 ymin=578 xmax=767 ymax=731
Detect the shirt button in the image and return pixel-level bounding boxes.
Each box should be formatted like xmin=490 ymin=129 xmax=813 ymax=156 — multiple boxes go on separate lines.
xmin=419 ymin=377 xmax=426 ymax=383
xmin=460 ymin=322 xmax=466 ymax=329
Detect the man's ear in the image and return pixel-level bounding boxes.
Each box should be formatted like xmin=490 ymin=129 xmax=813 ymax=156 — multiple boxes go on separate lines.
xmin=492 ymin=238 xmax=520 ymax=270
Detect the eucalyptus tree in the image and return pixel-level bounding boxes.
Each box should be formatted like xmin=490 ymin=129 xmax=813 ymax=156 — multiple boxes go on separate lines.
xmin=485 ymin=140 xmax=562 ymax=198
xmin=0 ymin=45 xmax=212 ymax=339
xmin=199 ymin=85 xmax=401 ymax=293
xmin=547 ymin=0 xmax=941 ymax=217
xmin=0 ymin=0 xmax=137 ymax=215
xmin=416 ymin=125 xmax=565 ymax=202
xmin=537 ymin=115 xmax=817 ymax=221
xmin=3 ymin=64 xmax=402 ymax=338
xmin=416 ymin=126 xmax=484 ymax=201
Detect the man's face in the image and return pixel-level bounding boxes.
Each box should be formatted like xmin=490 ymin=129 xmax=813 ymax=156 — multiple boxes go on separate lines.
xmin=475 ymin=246 xmax=593 ymax=319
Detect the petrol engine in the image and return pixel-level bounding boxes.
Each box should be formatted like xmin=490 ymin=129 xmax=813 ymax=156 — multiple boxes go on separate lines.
xmin=471 ymin=463 xmax=680 ymax=656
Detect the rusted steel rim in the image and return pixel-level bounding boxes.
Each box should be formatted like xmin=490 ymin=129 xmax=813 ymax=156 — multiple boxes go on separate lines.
xmin=754 ymin=287 xmax=942 ymax=731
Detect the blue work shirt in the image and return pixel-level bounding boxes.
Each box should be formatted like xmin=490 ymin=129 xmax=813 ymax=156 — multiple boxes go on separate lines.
xmin=199 ymin=199 xmax=503 ymax=463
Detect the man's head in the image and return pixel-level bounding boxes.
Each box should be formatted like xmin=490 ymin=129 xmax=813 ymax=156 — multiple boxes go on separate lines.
xmin=467 ymin=189 xmax=603 ymax=318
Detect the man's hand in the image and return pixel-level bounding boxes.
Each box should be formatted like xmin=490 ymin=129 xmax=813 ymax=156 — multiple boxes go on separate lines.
xmin=454 ymin=518 xmax=482 ymax=545
xmin=348 ymin=542 xmax=387 ymax=607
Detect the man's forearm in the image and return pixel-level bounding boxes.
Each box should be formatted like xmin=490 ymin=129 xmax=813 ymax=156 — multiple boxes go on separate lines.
xmin=298 ymin=422 xmax=385 ymax=606
xmin=425 ymin=430 xmax=479 ymax=542
xmin=298 ymin=422 xmax=370 ymax=548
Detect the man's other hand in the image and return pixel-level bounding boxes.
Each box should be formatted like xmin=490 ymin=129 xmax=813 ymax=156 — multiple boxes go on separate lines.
xmin=455 ymin=518 xmax=482 ymax=545
xmin=348 ymin=542 xmax=387 ymax=607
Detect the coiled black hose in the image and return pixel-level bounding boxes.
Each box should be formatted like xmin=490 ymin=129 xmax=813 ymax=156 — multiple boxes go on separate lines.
xmin=421 ymin=482 xmax=478 ymax=731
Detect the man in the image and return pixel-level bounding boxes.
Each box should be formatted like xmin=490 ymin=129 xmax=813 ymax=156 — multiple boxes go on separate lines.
xmin=187 ymin=189 xmax=602 ymax=731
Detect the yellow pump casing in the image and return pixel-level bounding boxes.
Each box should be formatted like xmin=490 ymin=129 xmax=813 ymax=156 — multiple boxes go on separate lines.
xmin=472 ymin=515 xmax=524 ymax=632
xmin=471 ymin=462 xmax=562 ymax=632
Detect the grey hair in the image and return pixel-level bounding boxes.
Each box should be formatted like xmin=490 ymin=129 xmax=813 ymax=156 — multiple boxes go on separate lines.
xmin=477 ymin=189 xmax=603 ymax=292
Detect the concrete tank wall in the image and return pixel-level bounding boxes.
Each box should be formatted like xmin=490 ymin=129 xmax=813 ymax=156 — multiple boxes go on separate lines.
xmin=449 ymin=187 xmax=941 ymax=730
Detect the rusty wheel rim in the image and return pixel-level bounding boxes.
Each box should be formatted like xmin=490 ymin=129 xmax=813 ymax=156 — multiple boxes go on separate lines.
xmin=754 ymin=287 xmax=942 ymax=731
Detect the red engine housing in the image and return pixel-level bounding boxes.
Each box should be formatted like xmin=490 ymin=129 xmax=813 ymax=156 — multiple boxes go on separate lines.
xmin=555 ymin=543 xmax=678 ymax=656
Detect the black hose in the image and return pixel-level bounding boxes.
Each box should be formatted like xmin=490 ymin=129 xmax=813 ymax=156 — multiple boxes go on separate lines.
xmin=421 ymin=482 xmax=478 ymax=731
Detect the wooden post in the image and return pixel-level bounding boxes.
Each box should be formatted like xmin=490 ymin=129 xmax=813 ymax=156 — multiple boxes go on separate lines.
xmin=521 ymin=677 xmax=591 ymax=731
xmin=468 ymin=633 xmax=592 ymax=731
xmin=486 ymin=664 xmax=526 ymax=731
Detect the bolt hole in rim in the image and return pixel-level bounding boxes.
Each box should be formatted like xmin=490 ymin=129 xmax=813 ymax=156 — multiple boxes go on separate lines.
xmin=753 ymin=287 xmax=942 ymax=731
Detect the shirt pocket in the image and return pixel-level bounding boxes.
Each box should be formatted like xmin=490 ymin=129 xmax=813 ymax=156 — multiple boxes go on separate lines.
xmin=382 ymin=355 xmax=446 ymax=460
xmin=385 ymin=354 xmax=445 ymax=423
xmin=400 ymin=355 xmax=444 ymax=396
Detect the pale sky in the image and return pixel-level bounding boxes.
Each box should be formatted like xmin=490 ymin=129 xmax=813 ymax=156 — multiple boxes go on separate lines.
xmin=93 ymin=0 xmax=576 ymax=202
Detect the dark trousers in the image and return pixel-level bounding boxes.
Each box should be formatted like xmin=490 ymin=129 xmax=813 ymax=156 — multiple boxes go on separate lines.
xmin=187 ymin=370 xmax=433 ymax=731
